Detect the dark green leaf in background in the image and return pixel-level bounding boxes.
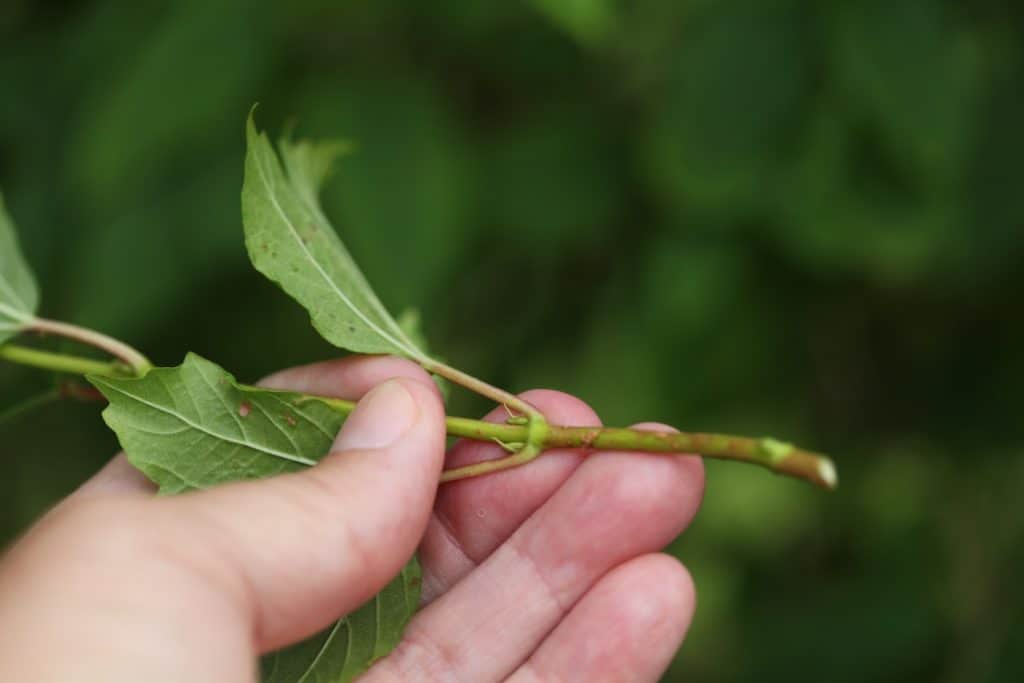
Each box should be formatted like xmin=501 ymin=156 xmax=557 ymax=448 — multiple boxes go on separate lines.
xmin=527 ymin=0 xmax=617 ymax=47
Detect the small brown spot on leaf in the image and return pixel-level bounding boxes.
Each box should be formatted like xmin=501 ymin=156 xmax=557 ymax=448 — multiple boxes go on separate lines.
xmin=282 ymin=413 xmax=297 ymax=427
xmin=239 ymin=402 xmax=251 ymax=418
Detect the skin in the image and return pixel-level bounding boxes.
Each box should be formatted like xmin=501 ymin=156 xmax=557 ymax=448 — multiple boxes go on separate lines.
xmin=0 ymin=355 xmax=704 ymax=682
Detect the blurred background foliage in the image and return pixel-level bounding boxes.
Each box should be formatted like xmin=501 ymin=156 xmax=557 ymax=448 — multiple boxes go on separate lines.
xmin=1 ymin=0 xmax=1023 ymax=680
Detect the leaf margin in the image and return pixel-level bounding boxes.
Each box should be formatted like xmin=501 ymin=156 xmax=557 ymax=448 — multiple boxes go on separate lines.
xmin=241 ymin=110 xmax=428 ymax=361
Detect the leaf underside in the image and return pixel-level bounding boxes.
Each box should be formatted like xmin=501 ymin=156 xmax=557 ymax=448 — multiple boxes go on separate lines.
xmin=261 ymin=558 xmax=421 ymax=683
xmin=90 ymin=352 xmax=341 ymax=492
xmin=0 ymin=192 xmax=40 ymax=343
xmin=242 ymin=113 xmax=427 ymax=361
xmin=89 ymin=353 xmax=421 ymax=682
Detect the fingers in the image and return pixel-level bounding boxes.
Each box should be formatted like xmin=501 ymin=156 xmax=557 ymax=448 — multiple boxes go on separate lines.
xmin=73 ymin=453 xmax=156 ymax=499
xmin=155 ymin=375 xmax=446 ymax=652
xmin=371 ymin=423 xmax=704 ymax=681
xmin=258 ymin=354 xmax=441 ymax=401
xmin=419 ymin=390 xmax=601 ymax=601
xmin=508 ymin=554 xmax=695 ymax=682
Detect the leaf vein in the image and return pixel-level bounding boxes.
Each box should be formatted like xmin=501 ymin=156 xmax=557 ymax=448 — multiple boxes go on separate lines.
xmin=249 ymin=398 xmax=305 ymax=456
xmin=195 ymin=359 xmax=250 ymax=442
xmin=95 ymin=381 xmax=318 ymax=467
xmin=251 ymin=145 xmax=422 ymax=360
xmin=297 ymin=618 xmax=345 ymax=683
xmin=263 ymin=393 xmax=335 ymax=442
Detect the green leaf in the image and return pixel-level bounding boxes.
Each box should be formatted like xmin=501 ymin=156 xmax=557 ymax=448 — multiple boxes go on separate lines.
xmin=528 ymin=0 xmax=617 ymax=47
xmin=0 ymin=192 xmax=40 ymax=344
xmin=261 ymin=557 xmax=422 ymax=683
xmin=242 ymin=113 xmax=427 ymax=361
xmin=89 ymin=352 xmax=342 ymax=493
xmin=89 ymin=353 xmax=422 ymax=680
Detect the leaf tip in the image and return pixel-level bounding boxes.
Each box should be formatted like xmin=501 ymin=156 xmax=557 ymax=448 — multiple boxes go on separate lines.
xmin=246 ymin=104 xmax=267 ymax=147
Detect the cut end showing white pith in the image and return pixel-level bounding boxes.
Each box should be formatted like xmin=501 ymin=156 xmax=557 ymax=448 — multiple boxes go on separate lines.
xmin=818 ymin=458 xmax=838 ymax=489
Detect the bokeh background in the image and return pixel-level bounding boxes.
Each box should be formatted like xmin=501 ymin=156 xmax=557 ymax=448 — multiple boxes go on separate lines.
xmin=2 ymin=1 xmax=1023 ymax=680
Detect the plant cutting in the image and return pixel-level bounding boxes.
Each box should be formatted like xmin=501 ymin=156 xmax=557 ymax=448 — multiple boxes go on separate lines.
xmin=0 ymin=111 xmax=837 ymax=681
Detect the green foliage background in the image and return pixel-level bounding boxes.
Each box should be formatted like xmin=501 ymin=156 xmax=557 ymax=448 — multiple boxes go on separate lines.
xmin=2 ymin=1 xmax=1022 ymax=680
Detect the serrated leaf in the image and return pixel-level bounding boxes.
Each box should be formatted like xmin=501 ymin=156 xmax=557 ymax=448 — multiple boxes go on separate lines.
xmin=242 ymin=113 xmax=427 ymax=361
xmin=89 ymin=352 xmax=341 ymax=492
xmin=0 ymin=192 xmax=40 ymax=344
xmin=89 ymin=353 xmax=422 ymax=681
xmin=295 ymin=79 xmax=472 ymax=312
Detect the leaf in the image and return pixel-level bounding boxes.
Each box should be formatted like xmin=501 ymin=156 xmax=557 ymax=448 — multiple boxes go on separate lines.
xmin=260 ymin=557 xmax=422 ymax=683
xmin=242 ymin=112 xmax=427 ymax=361
xmin=89 ymin=353 xmax=422 ymax=681
xmin=0 ymin=192 xmax=40 ymax=344
xmin=89 ymin=352 xmax=340 ymax=492
xmin=528 ymin=0 xmax=617 ymax=47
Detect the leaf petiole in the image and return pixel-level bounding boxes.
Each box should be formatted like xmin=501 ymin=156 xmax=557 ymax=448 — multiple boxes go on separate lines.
xmin=419 ymin=358 xmax=544 ymax=420
xmin=25 ymin=318 xmax=152 ymax=375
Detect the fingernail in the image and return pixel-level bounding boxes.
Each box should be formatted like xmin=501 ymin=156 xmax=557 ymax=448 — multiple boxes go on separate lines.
xmin=333 ymin=379 xmax=419 ymax=451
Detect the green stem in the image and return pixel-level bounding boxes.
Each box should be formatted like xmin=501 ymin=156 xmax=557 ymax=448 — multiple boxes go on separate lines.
xmin=293 ymin=393 xmax=836 ymax=489
xmin=1 ymin=345 xmax=837 ymax=490
xmin=0 ymin=344 xmax=135 ymax=377
xmin=27 ymin=318 xmax=152 ymax=375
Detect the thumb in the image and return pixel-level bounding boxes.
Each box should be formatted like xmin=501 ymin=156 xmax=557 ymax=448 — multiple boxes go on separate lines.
xmin=161 ymin=376 xmax=446 ymax=651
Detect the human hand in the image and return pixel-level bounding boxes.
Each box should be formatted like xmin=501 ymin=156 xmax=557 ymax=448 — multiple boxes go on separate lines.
xmin=0 ymin=356 xmax=703 ymax=682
